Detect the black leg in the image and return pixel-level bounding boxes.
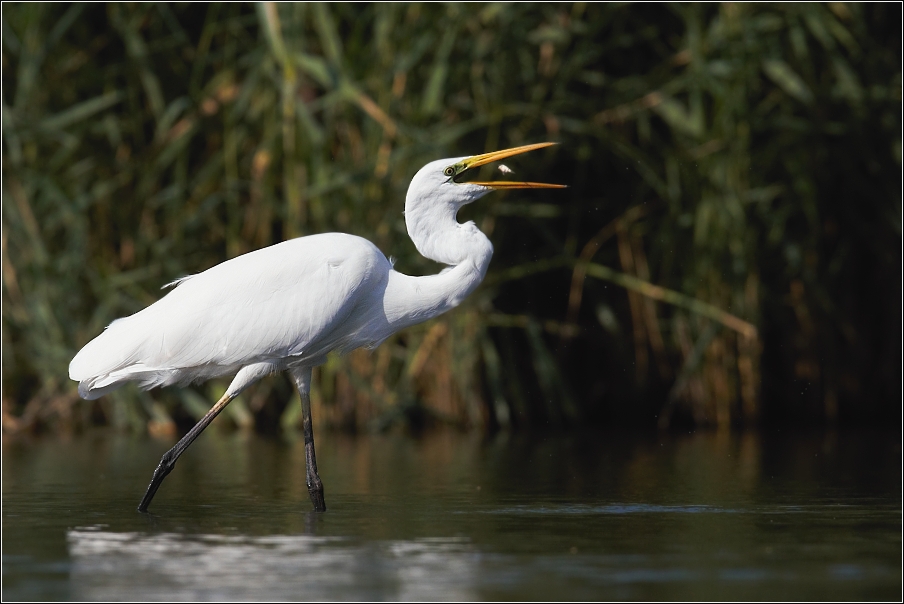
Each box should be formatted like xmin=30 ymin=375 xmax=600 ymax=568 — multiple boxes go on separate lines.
xmin=137 ymin=392 xmax=234 ymax=513
xmin=301 ymin=388 xmax=326 ymax=512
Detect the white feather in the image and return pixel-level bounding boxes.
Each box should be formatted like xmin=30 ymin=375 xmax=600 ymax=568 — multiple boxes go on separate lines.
xmin=70 ymin=164 xmax=495 ymax=401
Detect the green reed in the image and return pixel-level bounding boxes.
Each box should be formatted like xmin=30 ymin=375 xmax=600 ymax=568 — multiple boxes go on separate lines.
xmin=2 ymin=3 xmax=899 ymax=434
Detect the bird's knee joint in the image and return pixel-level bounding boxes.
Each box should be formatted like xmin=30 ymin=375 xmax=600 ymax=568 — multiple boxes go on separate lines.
xmin=158 ymin=451 xmax=177 ymax=472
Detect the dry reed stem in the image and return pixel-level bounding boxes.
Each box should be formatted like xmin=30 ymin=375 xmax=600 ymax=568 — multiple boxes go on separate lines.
xmin=632 ymin=234 xmax=671 ymax=379
xmin=616 ymin=223 xmax=648 ymax=382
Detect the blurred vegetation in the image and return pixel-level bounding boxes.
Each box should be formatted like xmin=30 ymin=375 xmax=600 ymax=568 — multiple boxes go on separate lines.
xmin=2 ymin=3 xmax=900 ymax=436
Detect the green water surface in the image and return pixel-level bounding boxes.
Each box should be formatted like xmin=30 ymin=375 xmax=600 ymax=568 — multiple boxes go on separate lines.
xmin=2 ymin=428 xmax=900 ymax=600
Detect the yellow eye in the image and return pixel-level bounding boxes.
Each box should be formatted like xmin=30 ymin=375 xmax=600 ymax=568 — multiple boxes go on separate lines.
xmin=443 ymin=166 xmax=455 ymax=177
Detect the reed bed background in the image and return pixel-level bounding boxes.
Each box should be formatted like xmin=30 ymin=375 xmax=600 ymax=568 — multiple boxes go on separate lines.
xmin=2 ymin=3 xmax=900 ymax=436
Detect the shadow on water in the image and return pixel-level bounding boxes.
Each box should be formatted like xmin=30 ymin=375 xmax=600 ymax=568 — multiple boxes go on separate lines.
xmin=3 ymin=428 xmax=901 ymax=600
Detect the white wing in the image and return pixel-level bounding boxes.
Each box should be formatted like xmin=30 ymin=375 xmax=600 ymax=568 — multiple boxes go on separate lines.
xmin=70 ymin=233 xmax=392 ymax=399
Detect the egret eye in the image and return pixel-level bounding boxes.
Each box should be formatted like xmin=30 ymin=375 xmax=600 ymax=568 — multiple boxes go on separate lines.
xmin=443 ymin=166 xmax=455 ymax=177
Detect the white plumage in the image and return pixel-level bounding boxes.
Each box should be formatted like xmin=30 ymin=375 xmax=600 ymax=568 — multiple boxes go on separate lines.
xmin=69 ymin=142 xmax=563 ymax=512
xmin=70 ymin=158 xmax=494 ymax=402
xmin=70 ymin=234 xmax=389 ymax=399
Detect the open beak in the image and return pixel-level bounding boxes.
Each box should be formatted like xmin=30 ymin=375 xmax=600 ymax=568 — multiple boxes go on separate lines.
xmin=462 ymin=142 xmax=567 ymax=189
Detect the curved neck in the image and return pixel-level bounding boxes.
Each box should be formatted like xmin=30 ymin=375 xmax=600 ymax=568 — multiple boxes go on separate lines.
xmin=385 ymin=201 xmax=494 ymax=331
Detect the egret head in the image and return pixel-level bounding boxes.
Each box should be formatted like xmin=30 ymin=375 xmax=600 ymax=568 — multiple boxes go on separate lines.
xmin=404 ymin=143 xmax=565 ymax=266
xmin=406 ymin=142 xmax=566 ymax=212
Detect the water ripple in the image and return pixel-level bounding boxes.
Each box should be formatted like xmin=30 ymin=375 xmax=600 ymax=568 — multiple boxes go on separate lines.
xmin=472 ymin=503 xmax=739 ymax=515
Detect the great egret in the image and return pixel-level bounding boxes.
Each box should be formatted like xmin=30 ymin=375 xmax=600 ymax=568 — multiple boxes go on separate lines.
xmin=69 ymin=142 xmax=564 ymax=513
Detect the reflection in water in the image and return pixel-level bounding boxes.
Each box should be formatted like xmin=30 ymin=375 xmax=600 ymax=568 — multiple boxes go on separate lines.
xmin=4 ymin=428 xmax=900 ymax=600
xmin=68 ymin=528 xmax=477 ymax=601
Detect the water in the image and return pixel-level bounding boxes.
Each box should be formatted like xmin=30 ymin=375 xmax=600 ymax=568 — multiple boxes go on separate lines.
xmin=3 ymin=428 xmax=900 ymax=600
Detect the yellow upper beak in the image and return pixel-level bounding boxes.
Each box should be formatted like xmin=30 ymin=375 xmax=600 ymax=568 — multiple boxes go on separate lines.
xmin=461 ymin=142 xmax=567 ymax=189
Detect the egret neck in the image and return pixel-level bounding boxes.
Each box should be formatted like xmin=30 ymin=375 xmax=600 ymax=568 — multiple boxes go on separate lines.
xmin=385 ymin=164 xmax=494 ymax=330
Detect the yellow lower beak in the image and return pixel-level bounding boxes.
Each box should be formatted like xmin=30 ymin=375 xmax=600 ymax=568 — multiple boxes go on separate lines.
xmin=476 ymin=181 xmax=568 ymax=190
xmin=462 ymin=142 xmax=567 ymax=189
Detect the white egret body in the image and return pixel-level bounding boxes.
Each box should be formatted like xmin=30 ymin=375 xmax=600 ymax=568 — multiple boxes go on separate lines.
xmin=69 ymin=142 xmax=564 ymax=512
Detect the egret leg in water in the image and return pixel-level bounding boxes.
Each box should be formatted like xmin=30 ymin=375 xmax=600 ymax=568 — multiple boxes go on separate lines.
xmin=69 ymin=143 xmax=565 ymax=513
xmin=137 ymin=366 xmax=326 ymax=513
xmin=137 ymin=390 xmax=235 ymax=513
xmin=293 ymin=367 xmax=326 ymax=511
